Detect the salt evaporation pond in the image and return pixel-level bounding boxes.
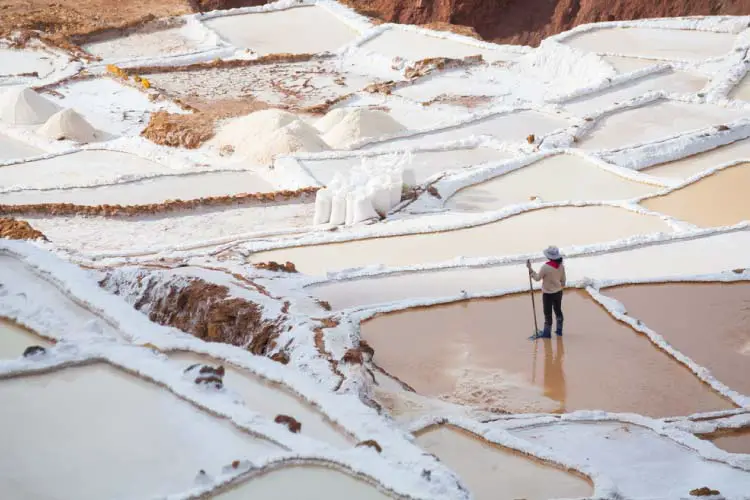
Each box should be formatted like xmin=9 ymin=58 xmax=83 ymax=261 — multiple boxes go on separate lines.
xmin=0 ymin=170 xmax=273 ymax=206
xmin=213 ymin=465 xmax=393 ymax=499
xmin=84 ymin=26 xmax=198 ymax=60
xmin=204 ymin=6 xmax=357 ymax=55
xmin=415 ymin=425 xmax=592 ymax=500
xmin=579 ymin=100 xmax=747 ymax=151
xmin=0 ymin=150 xmax=178 ymax=191
xmin=252 ymin=205 xmax=672 ymax=275
xmin=562 ymin=27 xmax=737 ymax=61
xmin=169 ymin=352 xmax=353 ymax=447
xmin=359 ymin=26 xmax=519 ymax=63
xmin=705 ymin=428 xmax=750 ymax=454
xmin=360 ymin=291 xmax=734 ymax=416
xmin=309 ymin=230 xmax=750 ymax=311
xmin=512 ymin=422 xmax=750 ymax=498
xmin=445 ymin=154 xmax=656 ymax=212
xmin=0 ymin=134 xmax=42 ymax=161
xmin=0 ymin=319 xmax=52 ymax=360
xmin=601 ymin=55 xmax=658 ymax=73
xmin=363 ymin=110 xmax=568 ymax=151
xmin=607 ymin=282 xmax=750 ymax=396
xmin=0 ymin=363 xmax=279 ymax=499
xmin=0 ymin=48 xmax=56 ymax=78
xmin=730 ymin=73 xmax=750 ymax=102
xmin=641 ymin=163 xmax=750 ymax=227
xmin=298 ymin=147 xmax=511 ymax=187
xmin=562 ymin=70 xmax=707 ymax=116
xmin=643 ymin=137 xmax=750 ymax=180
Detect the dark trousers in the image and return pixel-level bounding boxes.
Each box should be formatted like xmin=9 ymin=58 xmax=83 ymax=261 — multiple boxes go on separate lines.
xmin=542 ymin=291 xmax=563 ymax=330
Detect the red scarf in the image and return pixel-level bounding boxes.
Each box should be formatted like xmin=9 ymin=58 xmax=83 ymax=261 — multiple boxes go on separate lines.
xmin=546 ymin=260 xmax=560 ymax=269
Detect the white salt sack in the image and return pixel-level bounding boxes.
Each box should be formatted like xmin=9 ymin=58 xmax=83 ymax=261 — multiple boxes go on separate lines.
xmin=313 ymin=188 xmax=332 ymax=225
xmin=368 ymin=182 xmax=392 ymax=216
xmin=345 ymin=191 xmax=356 ymax=226
xmin=329 ymin=190 xmax=347 ymax=225
xmin=403 ymin=167 xmax=417 ymax=188
xmin=351 ymin=193 xmax=379 ymax=224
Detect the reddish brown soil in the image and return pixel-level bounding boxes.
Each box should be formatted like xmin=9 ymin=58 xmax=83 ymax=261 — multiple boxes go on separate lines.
xmin=341 ymin=0 xmax=750 ymax=46
xmin=190 ymin=0 xmax=269 ymax=13
xmin=100 ymin=269 xmax=282 ymax=355
xmin=0 ymin=218 xmax=47 ymax=240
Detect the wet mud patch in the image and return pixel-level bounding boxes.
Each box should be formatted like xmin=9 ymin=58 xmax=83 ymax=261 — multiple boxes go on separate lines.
xmin=0 ymin=363 xmax=278 ymax=499
xmin=360 ymin=290 xmax=734 ymax=416
xmin=606 ymin=282 xmax=750 ymax=396
xmin=641 ymin=163 xmax=750 ymax=228
xmin=414 ymin=424 xmax=592 ymax=500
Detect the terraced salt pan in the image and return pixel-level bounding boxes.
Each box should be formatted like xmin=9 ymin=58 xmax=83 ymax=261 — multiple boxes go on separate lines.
xmin=563 ymin=27 xmax=737 ymax=62
xmin=48 ymin=79 xmax=184 ymax=136
xmin=644 ymin=137 xmax=750 ymax=180
xmin=0 ymin=134 xmax=42 ymax=161
xmin=706 ymin=429 xmax=750 ymax=454
xmin=310 ymin=230 xmax=750 ymax=311
xmin=169 ymin=352 xmax=353 ymax=447
xmin=298 ymin=148 xmax=511 ymax=187
xmin=363 ymin=110 xmax=568 ymax=151
xmin=513 ymin=422 xmax=750 ymax=498
xmin=213 ymin=465 xmax=392 ymax=499
xmin=252 ymin=205 xmax=672 ymax=275
xmin=607 ymin=282 xmax=750 ymax=395
xmin=445 ymin=154 xmax=656 ymax=212
xmin=0 ymin=48 xmax=56 ymax=78
xmin=414 ymin=425 xmax=592 ymax=500
xmin=0 ymin=254 xmax=121 ymax=340
xmin=84 ymin=26 xmax=200 ymax=60
xmin=361 ymin=290 xmax=733 ymax=416
xmin=0 ymin=150 xmax=177 ymax=191
xmin=204 ymin=6 xmax=357 ymax=55
xmin=360 ymin=27 xmax=519 ymax=63
xmin=562 ymin=70 xmax=707 ymax=116
xmin=0 ymin=170 xmax=272 ymax=206
xmin=0 ymin=363 xmax=279 ymax=499
xmin=601 ymin=55 xmax=658 ymax=73
xmin=579 ymin=100 xmax=747 ymax=151
xmin=641 ymin=163 xmax=750 ymax=227
xmin=0 ymin=319 xmax=52 ymax=360
xmin=26 ymin=202 xmax=314 ymax=254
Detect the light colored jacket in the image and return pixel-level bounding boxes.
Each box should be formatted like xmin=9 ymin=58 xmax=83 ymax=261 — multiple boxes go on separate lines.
xmin=531 ymin=262 xmax=566 ymax=294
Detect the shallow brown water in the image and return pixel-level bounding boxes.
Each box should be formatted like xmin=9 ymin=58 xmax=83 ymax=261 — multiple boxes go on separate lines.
xmin=361 ymin=290 xmax=734 ymax=416
xmin=641 ymin=163 xmax=750 ymax=227
xmin=607 ymin=282 xmax=750 ymax=396
xmin=706 ymin=429 xmax=750 ymax=454
xmin=414 ymin=424 xmax=592 ymax=500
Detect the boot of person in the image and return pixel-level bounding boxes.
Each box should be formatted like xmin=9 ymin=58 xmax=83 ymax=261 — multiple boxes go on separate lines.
xmin=556 ymin=320 xmax=563 ymax=336
xmin=538 ymin=324 xmax=552 ymax=338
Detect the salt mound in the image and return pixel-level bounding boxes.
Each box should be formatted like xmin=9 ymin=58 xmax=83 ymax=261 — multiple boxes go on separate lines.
xmin=37 ymin=108 xmax=102 ymax=143
xmin=214 ymin=109 xmax=315 ymax=153
xmin=322 ymin=109 xmax=406 ymax=149
xmin=242 ymin=121 xmax=329 ymax=164
xmin=314 ymin=108 xmax=351 ymax=134
xmin=0 ymin=87 xmax=61 ymax=125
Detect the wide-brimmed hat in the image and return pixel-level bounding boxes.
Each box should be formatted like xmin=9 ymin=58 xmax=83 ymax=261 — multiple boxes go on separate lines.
xmin=543 ymin=245 xmax=562 ymax=260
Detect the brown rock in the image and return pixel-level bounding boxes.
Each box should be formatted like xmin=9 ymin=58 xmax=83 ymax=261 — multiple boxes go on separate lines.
xmin=0 ymin=218 xmax=47 ymax=240
xmin=526 ymin=134 xmax=535 ymax=144
xmin=356 ymin=439 xmax=382 ymax=453
xmin=690 ymin=487 xmax=721 ymax=497
xmin=342 ymin=348 xmax=364 ymax=364
xmin=274 ymin=414 xmax=302 ymax=433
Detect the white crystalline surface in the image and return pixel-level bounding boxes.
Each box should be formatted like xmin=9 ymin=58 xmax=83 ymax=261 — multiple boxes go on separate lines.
xmin=2 ymin=6 xmax=750 ymax=500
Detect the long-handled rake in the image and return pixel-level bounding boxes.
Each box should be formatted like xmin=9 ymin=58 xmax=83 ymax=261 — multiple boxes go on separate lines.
xmin=527 ymin=260 xmax=540 ymax=339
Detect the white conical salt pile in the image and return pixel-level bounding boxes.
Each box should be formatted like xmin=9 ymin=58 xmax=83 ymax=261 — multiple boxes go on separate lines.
xmin=37 ymin=108 xmax=101 ymax=143
xmin=314 ymin=108 xmax=351 ymax=134
xmin=213 ymin=109 xmax=323 ymax=155
xmin=241 ymin=120 xmax=330 ymax=165
xmin=0 ymin=87 xmax=61 ymax=125
xmin=322 ymin=108 xmax=406 ymax=149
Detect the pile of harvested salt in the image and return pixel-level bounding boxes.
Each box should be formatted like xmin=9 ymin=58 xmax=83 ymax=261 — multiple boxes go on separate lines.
xmin=37 ymin=108 xmax=103 ymax=143
xmin=318 ymin=108 xmax=406 ymax=149
xmin=313 ymin=153 xmax=416 ymax=226
xmin=0 ymin=87 xmax=61 ymax=125
xmin=213 ymin=109 xmax=329 ymax=163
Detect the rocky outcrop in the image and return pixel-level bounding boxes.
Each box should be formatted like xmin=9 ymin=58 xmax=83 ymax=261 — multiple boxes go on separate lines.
xmin=100 ymin=268 xmax=283 ymax=354
xmin=0 ymin=218 xmax=47 ymax=241
xmin=342 ymin=0 xmax=750 ymax=46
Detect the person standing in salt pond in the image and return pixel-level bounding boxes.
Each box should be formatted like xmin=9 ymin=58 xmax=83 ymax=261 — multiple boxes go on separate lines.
xmin=527 ymin=246 xmax=566 ymax=338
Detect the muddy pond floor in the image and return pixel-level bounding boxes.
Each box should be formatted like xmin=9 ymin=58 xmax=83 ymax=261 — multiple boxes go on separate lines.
xmin=361 ymin=290 xmax=735 ymax=416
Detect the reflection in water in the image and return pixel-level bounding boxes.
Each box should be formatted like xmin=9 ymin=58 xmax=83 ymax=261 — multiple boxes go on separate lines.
xmin=543 ymin=338 xmax=567 ymax=412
